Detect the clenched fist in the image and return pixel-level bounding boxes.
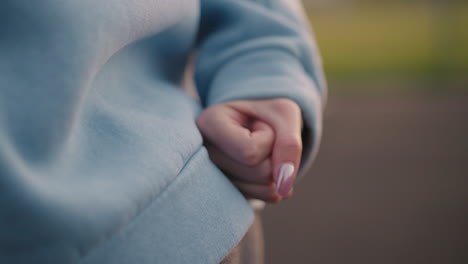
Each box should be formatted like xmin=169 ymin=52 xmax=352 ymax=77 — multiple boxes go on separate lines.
xmin=196 ymin=98 xmax=303 ymax=203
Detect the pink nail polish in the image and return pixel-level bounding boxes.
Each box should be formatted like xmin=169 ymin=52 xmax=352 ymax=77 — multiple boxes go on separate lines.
xmin=276 ymin=163 xmax=295 ymax=197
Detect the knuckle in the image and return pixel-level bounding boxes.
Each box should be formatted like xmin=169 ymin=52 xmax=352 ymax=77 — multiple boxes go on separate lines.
xmin=238 ymin=143 xmax=262 ymax=166
xmin=278 ymin=136 xmax=303 ymax=153
xmin=195 ymin=115 xmax=206 ymax=129
xmin=270 ymin=98 xmax=300 ymax=114
xmin=196 ymin=109 xmax=212 ymax=128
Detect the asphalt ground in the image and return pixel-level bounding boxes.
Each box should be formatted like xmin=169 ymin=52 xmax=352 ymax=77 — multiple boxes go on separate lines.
xmin=263 ymin=93 xmax=468 ymax=264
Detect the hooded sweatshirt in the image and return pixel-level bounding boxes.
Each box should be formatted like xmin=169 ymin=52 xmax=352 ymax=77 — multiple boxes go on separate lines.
xmin=0 ymin=0 xmax=326 ymax=263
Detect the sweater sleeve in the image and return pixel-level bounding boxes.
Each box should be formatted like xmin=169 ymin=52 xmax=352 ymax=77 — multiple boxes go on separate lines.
xmin=195 ymin=0 xmax=327 ymax=173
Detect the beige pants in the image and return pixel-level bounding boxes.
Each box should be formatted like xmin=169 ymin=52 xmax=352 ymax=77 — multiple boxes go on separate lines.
xmin=220 ymin=212 xmax=264 ymax=264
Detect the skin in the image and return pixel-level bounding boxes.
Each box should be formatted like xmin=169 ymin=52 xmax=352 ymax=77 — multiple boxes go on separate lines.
xmin=196 ymin=98 xmax=303 ymax=203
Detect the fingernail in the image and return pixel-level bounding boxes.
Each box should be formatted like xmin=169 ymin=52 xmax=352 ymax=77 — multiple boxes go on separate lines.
xmin=275 ymin=162 xmax=295 ymax=197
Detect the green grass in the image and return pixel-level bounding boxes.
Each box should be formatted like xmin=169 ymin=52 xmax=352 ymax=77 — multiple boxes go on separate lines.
xmin=306 ymin=2 xmax=468 ymax=83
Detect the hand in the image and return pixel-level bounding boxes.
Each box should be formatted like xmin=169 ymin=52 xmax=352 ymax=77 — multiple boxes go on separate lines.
xmin=196 ymin=98 xmax=303 ymax=203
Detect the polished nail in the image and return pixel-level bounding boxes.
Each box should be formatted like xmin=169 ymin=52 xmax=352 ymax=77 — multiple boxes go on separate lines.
xmin=275 ymin=162 xmax=295 ymax=197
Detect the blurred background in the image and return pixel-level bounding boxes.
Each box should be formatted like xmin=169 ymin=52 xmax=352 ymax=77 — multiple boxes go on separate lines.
xmin=262 ymin=0 xmax=468 ymax=263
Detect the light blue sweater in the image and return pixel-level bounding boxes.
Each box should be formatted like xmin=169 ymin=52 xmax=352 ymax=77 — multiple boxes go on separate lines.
xmin=0 ymin=0 xmax=326 ymax=263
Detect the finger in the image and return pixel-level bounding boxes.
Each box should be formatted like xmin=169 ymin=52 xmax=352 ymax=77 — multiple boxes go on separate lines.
xmin=232 ymin=181 xmax=281 ymax=203
xmin=269 ymin=103 xmax=302 ymax=198
xmin=205 ymin=143 xmax=272 ymax=184
xmin=231 ymin=99 xmax=303 ymax=198
xmin=197 ymin=106 xmax=274 ymax=166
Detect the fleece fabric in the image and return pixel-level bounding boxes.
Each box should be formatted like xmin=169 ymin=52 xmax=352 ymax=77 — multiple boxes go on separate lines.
xmin=0 ymin=0 xmax=326 ymax=263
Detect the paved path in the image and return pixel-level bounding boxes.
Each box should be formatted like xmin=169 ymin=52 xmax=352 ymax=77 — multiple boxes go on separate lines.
xmin=263 ymin=94 xmax=468 ymax=264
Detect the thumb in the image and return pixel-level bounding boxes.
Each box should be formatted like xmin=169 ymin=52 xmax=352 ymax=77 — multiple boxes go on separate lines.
xmin=241 ymin=99 xmax=303 ymax=197
xmin=272 ymin=121 xmax=302 ymax=198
